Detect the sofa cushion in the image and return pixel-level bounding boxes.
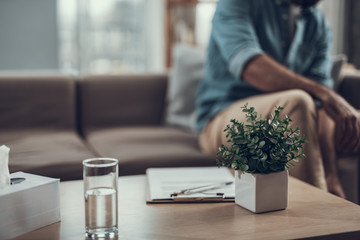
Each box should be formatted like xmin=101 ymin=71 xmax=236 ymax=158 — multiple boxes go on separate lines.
xmin=337 ymin=155 xmax=359 ymax=204
xmin=331 ymin=54 xmax=347 ymax=91
xmin=85 ymin=126 xmax=214 ymax=175
xmin=3 ymin=130 xmax=97 ymax=180
xmin=165 ymin=44 xmax=205 ymax=130
xmin=0 ymin=74 xmax=98 ymax=180
xmin=80 ymin=74 xmax=168 ymax=132
xmin=0 ymin=74 xmax=76 ymax=130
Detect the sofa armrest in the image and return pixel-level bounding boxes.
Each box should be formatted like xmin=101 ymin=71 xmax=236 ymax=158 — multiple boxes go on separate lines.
xmin=337 ymin=72 xmax=360 ymax=109
xmin=336 ymin=71 xmax=360 ymax=204
xmin=80 ymin=74 xmax=168 ymax=132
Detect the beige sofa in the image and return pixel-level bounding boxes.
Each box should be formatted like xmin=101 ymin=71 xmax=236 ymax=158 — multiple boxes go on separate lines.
xmin=0 ymin=72 xmax=359 ymax=203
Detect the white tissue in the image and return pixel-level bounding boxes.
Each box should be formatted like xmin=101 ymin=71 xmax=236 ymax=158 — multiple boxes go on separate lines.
xmin=0 ymin=145 xmax=10 ymax=189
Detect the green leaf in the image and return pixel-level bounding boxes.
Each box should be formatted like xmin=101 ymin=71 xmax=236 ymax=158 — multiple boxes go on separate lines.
xmin=260 ymin=153 xmax=268 ymax=161
xmin=231 ymin=162 xmax=238 ymax=169
xmin=269 ymin=138 xmax=278 ymax=144
xmin=258 ymin=140 xmax=265 ymax=148
xmin=288 ymin=162 xmax=295 ymax=168
xmin=240 ymin=164 xmax=249 ymax=172
xmin=247 ymin=143 xmax=255 ymax=148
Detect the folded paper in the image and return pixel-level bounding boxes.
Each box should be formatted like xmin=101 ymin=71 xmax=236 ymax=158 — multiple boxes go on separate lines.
xmin=0 ymin=145 xmax=10 ymax=189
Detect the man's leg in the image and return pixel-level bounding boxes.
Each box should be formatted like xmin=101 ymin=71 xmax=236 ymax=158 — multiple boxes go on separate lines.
xmin=318 ymin=108 xmax=346 ymax=198
xmin=199 ymin=89 xmax=327 ymax=190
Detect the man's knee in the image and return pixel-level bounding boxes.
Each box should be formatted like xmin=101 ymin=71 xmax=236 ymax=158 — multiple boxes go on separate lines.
xmin=283 ymin=89 xmax=316 ymax=114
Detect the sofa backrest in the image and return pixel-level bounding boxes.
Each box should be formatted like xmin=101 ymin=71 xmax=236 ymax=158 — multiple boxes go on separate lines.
xmin=338 ymin=73 xmax=360 ymax=109
xmin=79 ymin=74 xmax=167 ymax=133
xmin=0 ymin=74 xmax=76 ymax=131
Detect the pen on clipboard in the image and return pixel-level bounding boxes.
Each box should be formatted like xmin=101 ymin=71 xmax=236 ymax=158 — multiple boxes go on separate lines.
xmin=170 ymin=181 xmax=233 ymax=197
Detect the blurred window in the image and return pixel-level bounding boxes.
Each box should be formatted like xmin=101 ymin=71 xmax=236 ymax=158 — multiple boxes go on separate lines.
xmin=58 ymin=0 xmax=147 ymax=74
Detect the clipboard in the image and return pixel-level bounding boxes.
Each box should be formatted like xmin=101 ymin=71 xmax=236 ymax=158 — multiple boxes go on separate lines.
xmin=146 ymin=167 xmax=235 ymax=203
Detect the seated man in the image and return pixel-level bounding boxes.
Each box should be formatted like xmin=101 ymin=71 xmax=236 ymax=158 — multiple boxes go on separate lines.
xmin=196 ymin=0 xmax=360 ymax=198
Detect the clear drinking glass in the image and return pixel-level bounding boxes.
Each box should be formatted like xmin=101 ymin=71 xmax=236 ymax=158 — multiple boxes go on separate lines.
xmin=83 ymin=158 xmax=119 ymax=239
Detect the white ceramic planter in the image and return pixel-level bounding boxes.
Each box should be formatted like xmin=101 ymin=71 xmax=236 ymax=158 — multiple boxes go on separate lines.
xmin=235 ymin=170 xmax=288 ymax=213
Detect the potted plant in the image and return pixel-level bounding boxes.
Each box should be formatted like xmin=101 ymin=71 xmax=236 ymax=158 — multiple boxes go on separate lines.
xmin=217 ymin=104 xmax=307 ymax=213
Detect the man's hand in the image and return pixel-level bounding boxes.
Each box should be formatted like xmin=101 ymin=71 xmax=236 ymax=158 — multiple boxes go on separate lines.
xmin=320 ymin=90 xmax=360 ymax=153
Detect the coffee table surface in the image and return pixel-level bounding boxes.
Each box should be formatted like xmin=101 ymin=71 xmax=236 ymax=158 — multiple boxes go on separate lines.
xmin=13 ymin=175 xmax=360 ymax=240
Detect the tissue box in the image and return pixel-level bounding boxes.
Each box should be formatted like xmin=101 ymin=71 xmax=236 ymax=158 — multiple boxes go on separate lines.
xmin=0 ymin=172 xmax=60 ymax=239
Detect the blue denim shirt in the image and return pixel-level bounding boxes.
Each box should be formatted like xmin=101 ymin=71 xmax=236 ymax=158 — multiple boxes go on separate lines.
xmin=195 ymin=0 xmax=333 ymax=133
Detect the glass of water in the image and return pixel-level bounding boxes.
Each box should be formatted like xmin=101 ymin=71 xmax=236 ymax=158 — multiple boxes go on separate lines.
xmin=83 ymin=158 xmax=119 ymax=239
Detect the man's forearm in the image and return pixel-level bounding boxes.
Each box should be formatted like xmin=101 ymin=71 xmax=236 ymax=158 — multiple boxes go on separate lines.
xmin=242 ymin=54 xmax=360 ymax=153
xmin=241 ymin=54 xmax=330 ymax=102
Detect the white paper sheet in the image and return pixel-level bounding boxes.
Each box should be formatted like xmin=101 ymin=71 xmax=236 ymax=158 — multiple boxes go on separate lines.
xmin=146 ymin=167 xmax=235 ymax=201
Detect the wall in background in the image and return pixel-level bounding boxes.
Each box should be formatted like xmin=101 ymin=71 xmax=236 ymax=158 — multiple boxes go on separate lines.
xmin=319 ymin=0 xmax=346 ymax=55
xmin=345 ymin=0 xmax=360 ymax=68
xmin=0 ymin=0 xmax=58 ymax=71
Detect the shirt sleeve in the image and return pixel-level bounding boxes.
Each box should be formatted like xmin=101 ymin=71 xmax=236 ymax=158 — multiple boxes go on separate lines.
xmin=305 ymin=23 xmax=333 ymax=88
xmin=212 ymin=0 xmax=263 ymax=79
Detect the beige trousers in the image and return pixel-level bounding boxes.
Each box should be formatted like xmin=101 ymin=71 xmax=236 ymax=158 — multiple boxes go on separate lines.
xmin=199 ymin=89 xmax=327 ymax=190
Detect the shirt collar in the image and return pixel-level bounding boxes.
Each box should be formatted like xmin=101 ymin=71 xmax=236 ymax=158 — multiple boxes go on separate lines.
xmin=275 ymin=0 xmax=290 ymax=5
xmin=277 ymin=0 xmax=316 ymax=14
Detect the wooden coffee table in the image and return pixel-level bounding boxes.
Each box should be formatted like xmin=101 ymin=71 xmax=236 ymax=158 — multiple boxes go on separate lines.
xmin=13 ymin=175 xmax=360 ymax=240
